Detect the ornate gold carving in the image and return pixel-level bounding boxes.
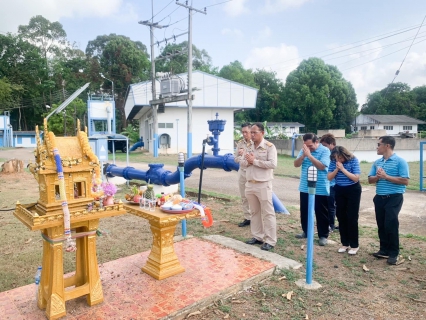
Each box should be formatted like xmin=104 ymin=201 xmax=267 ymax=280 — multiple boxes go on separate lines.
xmin=91 ymin=278 xmax=103 ymax=302
xmin=47 ymin=293 xmax=66 ymax=318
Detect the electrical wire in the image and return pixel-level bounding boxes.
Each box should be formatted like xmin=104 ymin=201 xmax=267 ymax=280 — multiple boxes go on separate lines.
xmin=387 ymin=15 xmax=426 ymax=87
xmin=152 ymin=0 xmax=175 ymax=20
xmin=205 ymin=0 xmax=233 ymax=8
xmin=261 ymin=24 xmax=426 ymax=70
xmin=350 ymin=15 xmax=426 ymax=153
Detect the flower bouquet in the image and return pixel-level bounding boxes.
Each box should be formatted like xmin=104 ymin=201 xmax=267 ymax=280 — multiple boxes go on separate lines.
xmin=101 ymin=182 xmax=118 ymax=197
xmin=101 ymin=181 xmax=117 ymax=206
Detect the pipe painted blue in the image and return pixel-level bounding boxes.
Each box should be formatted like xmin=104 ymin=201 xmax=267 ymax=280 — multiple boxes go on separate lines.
xmin=105 ymin=153 xmax=288 ymax=213
xmin=129 ymin=141 xmax=144 ymax=152
xmin=187 ymin=132 xmax=192 ymax=158
xmin=179 ymin=167 xmax=187 ymax=237
xmin=306 ymin=189 xmax=316 ymax=284
xmin=153 ymin=133 xmax=158 ymax=158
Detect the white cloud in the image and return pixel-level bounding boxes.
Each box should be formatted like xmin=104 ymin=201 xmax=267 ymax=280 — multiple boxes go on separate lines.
xmin=221 ymin=28 xmax=244 ymax=39
xmin=328 ymin=39 xmax=426 ymax=105
xmin=223 ymin=0 xmax=250 ymax=17
xmin=251 ymin=26 xmax=272 ymax=44
xmin=0 ymin=0 xmax=124 ymax=34
xmin=244 ymin=43 xmax=300 ymax=81
xmin=342 ymin=51 xmax=426 ymax=106
xmin=261 ymin=0 xmax=311 ymax=14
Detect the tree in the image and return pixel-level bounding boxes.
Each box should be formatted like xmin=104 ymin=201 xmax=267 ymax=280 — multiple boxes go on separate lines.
xmin=217 ymin=61 xmax=257 ymax=123
xmin=218 ymin=61 xmax=256 ymax=87
xmin=284 ymin=58 xmax=358 ymax=132
xmin=86 ymin=34 xmax=151 ymax=130
xmin=43 ymin=98 xmax=87 ymax=136
xmin=247 ymin=69 xmax=288 ymax=122
xmin=0 ymin=33 xmax=47 ymax=129
xmin=361 ymin=83 xmax=418 ymax=117
xmin=0 ymin=78 xmax=23 ymax=111
xmin=155 ymin=41 xmax=217 ymax=75
xmin=18 ymin=15 xmax=68 ymax=63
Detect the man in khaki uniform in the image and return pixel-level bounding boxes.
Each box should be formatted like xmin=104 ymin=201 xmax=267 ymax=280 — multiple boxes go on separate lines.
xmin=234 ymin=123 xmax=253 ymax=227
xmin=240 ymin=122 xmax=278 ymax=251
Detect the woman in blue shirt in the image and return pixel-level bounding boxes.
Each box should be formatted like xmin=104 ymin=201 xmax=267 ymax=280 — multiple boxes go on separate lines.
xmin=328 ymin=146 xmax=362 ymax=255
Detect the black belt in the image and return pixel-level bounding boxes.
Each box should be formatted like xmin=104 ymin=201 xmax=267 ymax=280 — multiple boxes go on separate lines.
xmin=378 ymin=194 xmax=402 ymax=199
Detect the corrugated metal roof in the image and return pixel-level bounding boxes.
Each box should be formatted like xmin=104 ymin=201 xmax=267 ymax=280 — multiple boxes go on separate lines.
xmin=358 ymin=114 xmax=426 ymax=124
xmin=266 ymin=122 xmax=305 ymax=127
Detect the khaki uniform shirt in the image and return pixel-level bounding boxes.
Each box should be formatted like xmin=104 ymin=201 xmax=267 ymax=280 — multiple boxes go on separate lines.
xmin=240 ymin=138 xmax=277 ymax=181
xmin=234 ymin=139 xmax=254 ymax=168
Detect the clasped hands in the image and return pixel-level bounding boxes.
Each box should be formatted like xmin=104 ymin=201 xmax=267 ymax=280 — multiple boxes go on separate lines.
xmin=302 ymin=145 xmax=311 ymax=157
xmin=245 ymin=152 xmax=255 ymax=165
xmin=376 ymin=167 xmax=387 ymax=179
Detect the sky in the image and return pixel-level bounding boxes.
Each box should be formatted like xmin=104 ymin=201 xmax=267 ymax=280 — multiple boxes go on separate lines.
xmin=1 ymin=0 xmax=426 ymax=107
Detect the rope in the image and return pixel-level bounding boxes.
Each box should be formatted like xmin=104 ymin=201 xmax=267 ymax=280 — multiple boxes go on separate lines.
xmin=49 ymin=131 xmax=76 ymax=252
xmin=41 ymin=230 xmax=97 ymax=244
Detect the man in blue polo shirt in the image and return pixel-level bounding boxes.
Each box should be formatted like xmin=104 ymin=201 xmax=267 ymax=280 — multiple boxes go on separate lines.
xmin=368 ymin=136 xmax=409 ymax=265
xmin=294 ymin=133 xmax=331 ymax=246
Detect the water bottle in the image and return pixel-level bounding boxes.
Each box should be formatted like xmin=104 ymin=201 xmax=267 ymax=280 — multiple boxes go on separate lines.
xmin=35 ymin=266 xmax=42 ymax=300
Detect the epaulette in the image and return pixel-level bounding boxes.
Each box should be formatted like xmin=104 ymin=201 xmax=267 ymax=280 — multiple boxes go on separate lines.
xmin=238 ymin=139 xmax=244 ymax=143
xmin=265 ymin=141 xmax=273 ymax=147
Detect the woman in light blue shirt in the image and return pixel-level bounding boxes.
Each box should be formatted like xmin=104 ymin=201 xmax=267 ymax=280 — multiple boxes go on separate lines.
xmin=328 ymin=146 xmax=361 ymax=255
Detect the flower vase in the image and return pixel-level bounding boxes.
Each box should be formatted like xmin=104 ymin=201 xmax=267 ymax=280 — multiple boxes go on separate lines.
xmin=103 ymin=196 xmax=114 ymax=206
xmin=143 ymin=184 xmax=156 ymax=211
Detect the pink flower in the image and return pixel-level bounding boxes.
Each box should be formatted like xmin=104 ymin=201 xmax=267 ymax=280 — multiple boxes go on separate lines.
xmin=101 ymin=182 xmax=117 ymax=197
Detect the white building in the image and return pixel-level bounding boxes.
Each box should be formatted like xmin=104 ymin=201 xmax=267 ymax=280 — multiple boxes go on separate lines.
xmin=352 ymin=114 xmax=425 ymax=136
xmin=265 ymin=122 xmax=305 ymax=136
xmin=124 ymin=71 xmax=258 ymax=154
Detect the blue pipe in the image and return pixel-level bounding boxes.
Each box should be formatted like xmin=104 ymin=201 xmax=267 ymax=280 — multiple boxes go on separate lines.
xmin=306 ymin=188 xmax=316 ymax=284
xmin=153 ymin=133 xmax=158 ymax=158
xmin=129 ymin=141 xmax=144 ymax=152
xmin=105 ymin=153 xmax=288 ymax=213
xmin=179 ymin=166 xmax=187 ymax=236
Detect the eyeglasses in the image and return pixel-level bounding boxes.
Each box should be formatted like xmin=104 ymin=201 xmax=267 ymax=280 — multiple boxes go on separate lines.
xmin=251 ymin=131 xmax=262 ymax=134
xmin=377 ymin=143 xmax=386 ymax=147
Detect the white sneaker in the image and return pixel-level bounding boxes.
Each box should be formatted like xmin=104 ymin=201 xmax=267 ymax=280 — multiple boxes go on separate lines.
xmin=348 ymin=247 xmax=359 ymax=255
xmin=338 ymin=246 xmax=349 ymax=253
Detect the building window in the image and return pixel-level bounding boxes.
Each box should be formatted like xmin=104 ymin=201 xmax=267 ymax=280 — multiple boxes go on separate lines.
xmin=74 ymin=182 xmax=86 ymax=198
xmin=384 ymin=126 xmax=393 ymax=130
xmin=370 ymin=126 xmax=375 ymax=130
xmin=353 ymin=127 xmax=358 ymax=131
xmin=361 ymin=126 xmax=367 ymax=130
xmin=158 ymin=123 xmax=173 ymax=129
xmin=403 ymin=126 xmax=412 ymax=130
xmin=31 ymin=137 xmax=36 ymax=144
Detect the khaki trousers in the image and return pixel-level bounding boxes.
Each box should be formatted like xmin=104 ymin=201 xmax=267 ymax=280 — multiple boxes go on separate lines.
xmin=245 ymin=181 xmax=277 ymax=246
xmin=238 ymin=169 xmax=251 ymax=220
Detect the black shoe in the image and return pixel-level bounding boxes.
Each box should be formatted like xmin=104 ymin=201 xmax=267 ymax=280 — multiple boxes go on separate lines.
xmin=260 ymin=243 xmax=274 ymax=251
xmin=387 ymin=256 xmax=399 ymax=265
xmin=246 ymin=238 xmax=263 ymax=245
xmin=295 ymin=232 xmax=307 ymax=239
xmin=238 ymin=219 xmax=251 ymax=227
xmin=372 ymin=250 xmax=389 ymax=259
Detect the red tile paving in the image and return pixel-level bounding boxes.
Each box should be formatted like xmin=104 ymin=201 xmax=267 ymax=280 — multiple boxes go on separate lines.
xmin=0 ymin=238 xmax=275 ymax=319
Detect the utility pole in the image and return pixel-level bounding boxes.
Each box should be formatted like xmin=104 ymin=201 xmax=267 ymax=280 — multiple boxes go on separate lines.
xmin=139 ymin=1 xmax=168 ymax=158
xmin=176 ymin=1 xmax=206 ymax=157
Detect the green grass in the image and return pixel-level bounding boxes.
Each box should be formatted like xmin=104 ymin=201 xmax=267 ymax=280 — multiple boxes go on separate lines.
xmin=111 ymin=152 xmax=425 ymax=191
